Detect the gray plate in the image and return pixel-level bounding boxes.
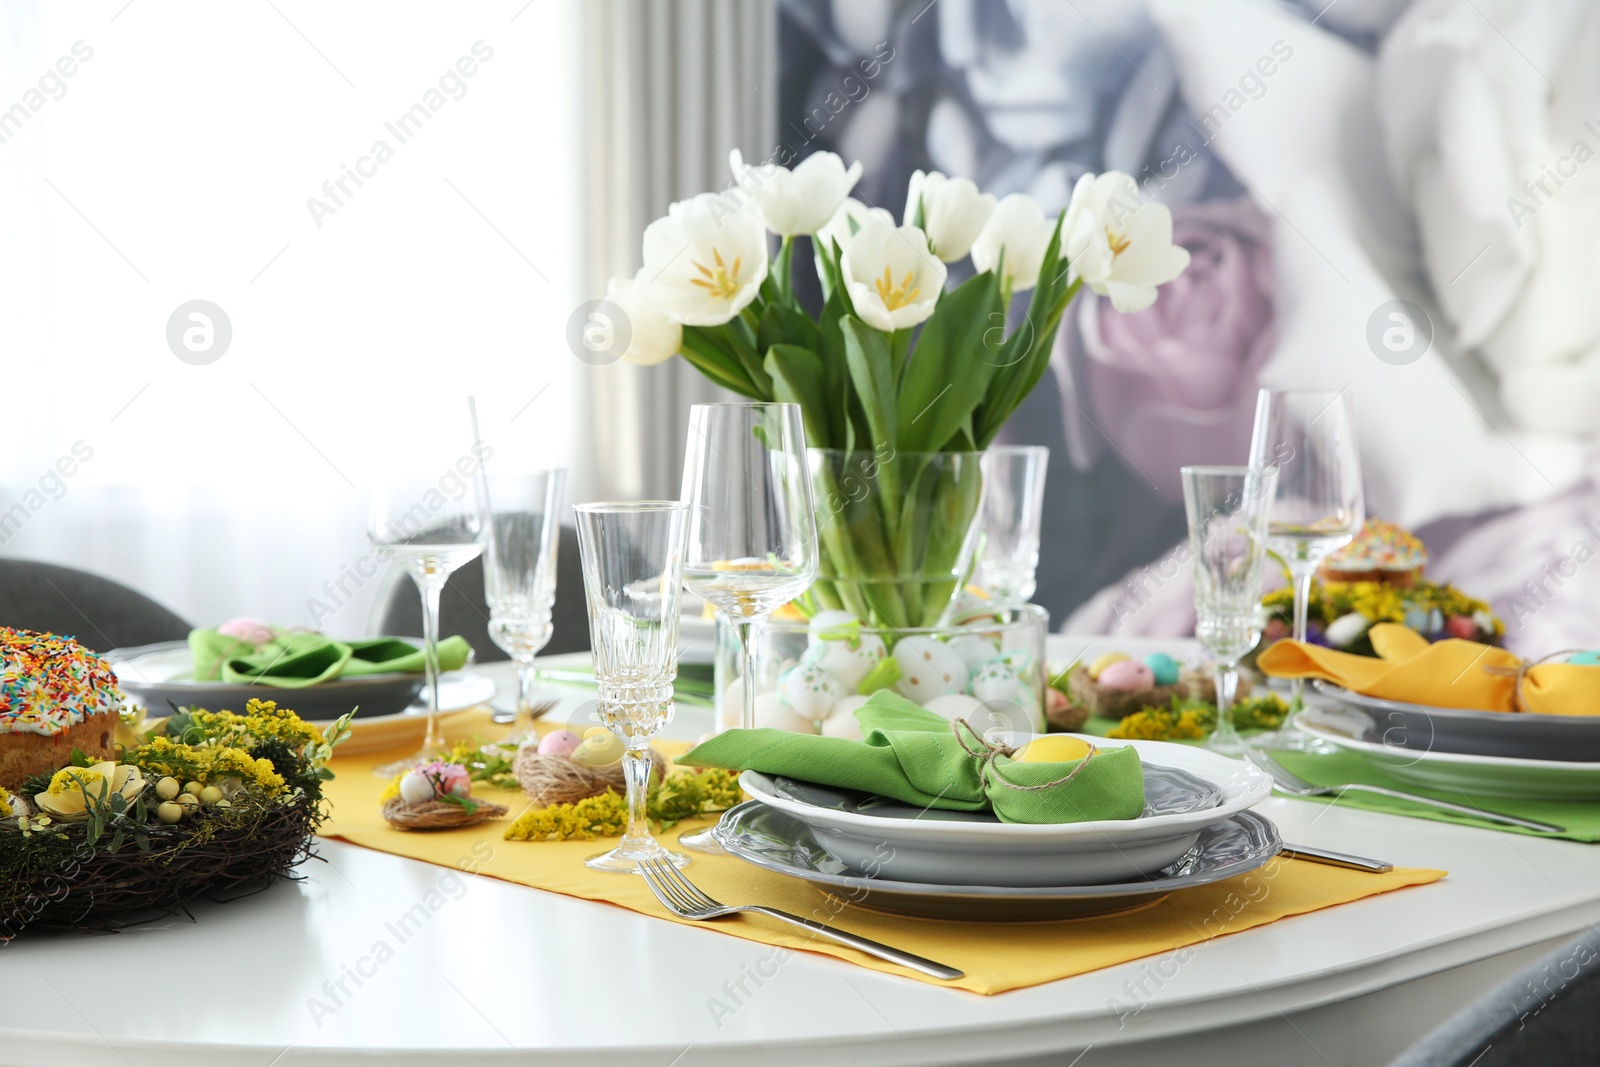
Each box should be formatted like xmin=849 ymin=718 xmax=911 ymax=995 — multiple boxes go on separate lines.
xmin=109 ymin=640 xmax=450 ymax=722
xmin=714 ymin=802 xmax=1283 ymax=922
xmin=1312 ymin=681 xmax=1600 ymax=763
xmin=770 ymin=762 xmax=1225 ymax=823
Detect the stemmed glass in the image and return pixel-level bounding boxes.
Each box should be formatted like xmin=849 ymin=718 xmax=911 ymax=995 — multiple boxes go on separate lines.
xmin=975 ymin=445 xmax=1049 ymax=603
xmin=1249 ymin=388 xmax=1365 ymax=746
xmin=573 ymin=501 xmax=691 ymax=873
xmin=368 ymin=443 xmax=485 ymax=778
xmin=678 ymin=402 xmax=819 ymax=853
xmin=1182 ymin=465 xmax=1278 ymax=755
xmin=479 ymin=469 xmax=566 ymax=742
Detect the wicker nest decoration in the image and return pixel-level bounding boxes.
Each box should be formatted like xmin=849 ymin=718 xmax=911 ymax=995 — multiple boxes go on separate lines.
xmin=1066 ymin=665 xmax=1250 ymax=720
xmin=513 ymin=745 xmax=664 ymax=806
xmin=382 ymin=797 xmax=508 ymax=831
xmin=0 ymin=700 xmax=351 ymax=939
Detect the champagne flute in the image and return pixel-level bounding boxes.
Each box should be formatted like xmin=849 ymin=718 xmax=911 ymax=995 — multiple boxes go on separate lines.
xmin=1182 ymin=465 xmax=1278 ymax=755
xmin=479 ymin=469 xmax=566 ymax=742
xmin=975 ymin=445 xmax=1049 ymax=603
xmin=678 ymin=402 xmax=818 ymax=853
xmin=573 ymin=501 xmax=690 ymax=873
xmin=368 ymin=443 xmax=486 ymax=777
xmin=1249 ymin=388 xmax=1365 ymax=746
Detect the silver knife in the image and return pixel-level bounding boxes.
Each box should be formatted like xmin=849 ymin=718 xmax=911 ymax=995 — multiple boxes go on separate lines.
xmin=1281 ymin=843 xmax=1394 ymax=873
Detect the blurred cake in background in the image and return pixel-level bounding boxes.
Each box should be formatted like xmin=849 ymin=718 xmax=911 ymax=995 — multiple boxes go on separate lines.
xmin=1318 ymin=520 xmax=1428 ymax=588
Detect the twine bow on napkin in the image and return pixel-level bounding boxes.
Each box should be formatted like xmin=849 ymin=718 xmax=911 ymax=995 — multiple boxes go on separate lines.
xmin=677 ymin=692 xmax=1145 ymax=825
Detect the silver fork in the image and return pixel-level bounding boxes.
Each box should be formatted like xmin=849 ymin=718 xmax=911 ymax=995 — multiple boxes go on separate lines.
xmin=636 ymin=856 xmax=964 ymax=980
xmin=1245 ymin=748 xmax=1565 ymax=834
xmin=490 ymin=696 xmax=558 ymax=726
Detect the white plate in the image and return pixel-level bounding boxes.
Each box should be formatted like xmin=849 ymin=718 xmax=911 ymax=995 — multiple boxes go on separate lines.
xmin=738 ymin=737 xmax=1272 ymax=887
xmin=1298 ymin=705 xmax=1600 ymax=800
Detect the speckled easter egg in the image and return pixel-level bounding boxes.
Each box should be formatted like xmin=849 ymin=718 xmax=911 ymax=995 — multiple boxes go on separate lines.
xmin=921 ymin=693 xmax=985 ymax=723
xmin=1097 ymin=659 xmax=1154 ymax=691
xmin=1088 ymin=652 xmax=1130 ymax=680
xmin=803 ymin=631 xmax=887 ymax=692
xmin=970 ymin=660 xmax=1021 ymax=704
xmin=755 ymin=691 xmax=821 ymax=734
xmin=780 ymin=665 xmax=840 ymax=721
xmin=1143 ymin=652 xmax=1180 ymax=686
xmin=892 ymin=636 xmax=967 ymax=704
xmin=997 ymin=648 xmax=1037 ymax=683
xmin=806 ymin=610 xmax=862 ymax=645
xmin=821 ymin=694 xmax=870 ymax=739
xmin=536 ymin=730 xmax=582 ymax=758
xmin=948 ymin=634 xmax=1002 ymax=674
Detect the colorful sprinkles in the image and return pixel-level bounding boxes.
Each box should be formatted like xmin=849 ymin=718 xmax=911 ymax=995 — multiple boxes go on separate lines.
xmin=0 ymin=627 xmax=124 ymax=737
xmin=1324 ymin=519 xmax=1427 ymax=573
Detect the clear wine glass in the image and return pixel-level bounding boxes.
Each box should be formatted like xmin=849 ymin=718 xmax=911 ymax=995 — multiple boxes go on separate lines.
xmin=678 ymin=402 xmax=818 ymax=853
xmin=1182 ymin=465 xmax=1278 ymax=755
xmin=479 ymin=469 xmax=566 ymax=742
xmin=573 ymin=501 xmax=691 ymax=874
xmin=368 ymin=448 xmax=485 ymax=778
xmin=975 ymin=445 xmax=1049 ymax=603
xmin=1249 ymin=388 xmax=1365 ymax=748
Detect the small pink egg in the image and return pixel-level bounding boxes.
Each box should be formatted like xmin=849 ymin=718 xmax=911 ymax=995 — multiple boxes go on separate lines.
xmin=536 ymin=730 xmax=582 ymax=758
xmin=1097 ymin=659 xmax=1154 ymax=691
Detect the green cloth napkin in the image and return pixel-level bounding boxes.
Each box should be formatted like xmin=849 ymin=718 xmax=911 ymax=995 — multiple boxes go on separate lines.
xmin=1077 ymin=716 xmax=1599 ymax=842
xmin=1269 ymin=748 xmax=1600 ymax=842
xmin=678 ymin=692 xmax=1145 ymax=825
xmin=189 ymin=629 xmax=472 ymax=688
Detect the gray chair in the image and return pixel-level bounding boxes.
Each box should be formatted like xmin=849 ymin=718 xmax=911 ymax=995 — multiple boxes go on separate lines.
xmin=1390 ymin=928 xmax=1600 ymax=1066
xmin=373 ymin=526 xmax=589 ymax=657
xmin=0 ymin=559 xmax=191 ymax=652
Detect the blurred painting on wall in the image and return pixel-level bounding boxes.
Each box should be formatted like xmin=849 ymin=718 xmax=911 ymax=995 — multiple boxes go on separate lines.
xmin=776 ymin=0 xmax=1600 ymax=656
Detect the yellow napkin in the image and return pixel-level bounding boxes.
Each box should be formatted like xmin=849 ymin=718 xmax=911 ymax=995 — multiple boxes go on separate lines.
xmin=1257 ymin=623 xmax=1599 ymax=715
xmin=319 ymin=710 xmax=1445 ymax=995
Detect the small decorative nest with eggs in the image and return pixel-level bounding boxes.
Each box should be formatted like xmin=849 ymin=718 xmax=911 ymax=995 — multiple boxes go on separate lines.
xmin=0 ymin=700 xmax=351 ymax=938
xmin=1063 ymin=653 xmax=1250 ymax=721
xmin=381 ymin=760 xmax=508 ymax=831
xmin=511 ymin=727 xmax=666 ymax=807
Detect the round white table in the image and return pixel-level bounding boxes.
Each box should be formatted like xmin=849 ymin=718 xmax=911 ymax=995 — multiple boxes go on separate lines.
xmin=3 ymin=640 xmax=1598 ymax=1066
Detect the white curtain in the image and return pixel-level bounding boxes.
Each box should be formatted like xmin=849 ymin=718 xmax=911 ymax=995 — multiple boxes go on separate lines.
xmin=569 ymin=0 xmax=778 ymax=502
xmin=1 ymin=1 xmax=578 ymax=634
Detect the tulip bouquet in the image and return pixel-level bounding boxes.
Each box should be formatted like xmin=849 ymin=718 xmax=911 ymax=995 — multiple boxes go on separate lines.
xmin=607 ymin=151 xmax=1190 ymax=627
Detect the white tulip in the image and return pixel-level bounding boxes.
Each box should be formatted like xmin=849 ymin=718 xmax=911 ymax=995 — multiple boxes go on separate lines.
xmin=640 ymin=192 xmax=769 ymax=327
xmin=816 ymin=197 xmax=895 ymax=259
xmin=1062 ymin=171 xmax=1191 ymax=313
xmin=904 ymin=170 xmax=996 ymax=262
xmin=840 ymin=218 xmax=947 ymax=332
xmin=730 ymin=148 xmax=863 ymax=237
xmin=604 ymin=271 xmax=682 ymax=365
xmin=970 ymin=193 xmax=1054 ymax=292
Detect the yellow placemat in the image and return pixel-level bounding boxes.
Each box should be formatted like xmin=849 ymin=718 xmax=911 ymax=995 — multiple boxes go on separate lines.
xmin=319 ymin=710 xmax=1446 ymax=995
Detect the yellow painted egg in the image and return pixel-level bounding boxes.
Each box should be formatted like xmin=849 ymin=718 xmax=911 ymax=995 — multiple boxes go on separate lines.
xmin=571 ymin=731 xmax=625 ymax=768
xmin=1087 ymin=652 xmax=1129 ymax=680
xmin=1015 ymin=735 xmax=1093 ymax=764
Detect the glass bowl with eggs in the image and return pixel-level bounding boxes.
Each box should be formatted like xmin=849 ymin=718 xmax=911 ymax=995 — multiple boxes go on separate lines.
xmin=713 ymin=604 xmax=1050 ymax=741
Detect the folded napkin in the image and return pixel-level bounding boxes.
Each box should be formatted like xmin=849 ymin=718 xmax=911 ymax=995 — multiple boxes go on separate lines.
xmin=189 ymin=628 xmax=472 ymax=687
xmin=1257 ymin=623 xmax=1598 ymax=715
xmin=678 ymin=692 xmax=1145 ymax=824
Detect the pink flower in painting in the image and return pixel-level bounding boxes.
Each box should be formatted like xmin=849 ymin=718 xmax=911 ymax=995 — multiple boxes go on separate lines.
xmin=1061 ymin=197 xmax=1276 ymax=500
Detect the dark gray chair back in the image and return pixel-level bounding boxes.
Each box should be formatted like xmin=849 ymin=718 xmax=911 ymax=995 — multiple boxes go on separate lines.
xmin=1390 ymin=928 xmax=1600 ymax=1066
xmin=0 ymin=559 xmax=191 ymax=652
xmin=374 ymin=525 xmax=589 ymax=657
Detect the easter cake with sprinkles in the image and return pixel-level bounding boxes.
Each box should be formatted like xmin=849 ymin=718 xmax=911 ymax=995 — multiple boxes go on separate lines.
xmin=0 ymin=627 xmax=123 ymax=791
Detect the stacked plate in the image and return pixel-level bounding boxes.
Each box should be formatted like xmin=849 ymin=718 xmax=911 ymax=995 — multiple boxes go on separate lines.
xmin=1302 ymin=683 xmax=1600 ymax=800
xmin=106 ymin=640 xmax=496 ymax=756
xmin=713 ymin=737 xmax=1279 ymax=921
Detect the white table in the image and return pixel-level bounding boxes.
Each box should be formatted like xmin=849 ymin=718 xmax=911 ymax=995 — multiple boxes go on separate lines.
xmin=3 ymin=641 xmax=1598 ymax=1066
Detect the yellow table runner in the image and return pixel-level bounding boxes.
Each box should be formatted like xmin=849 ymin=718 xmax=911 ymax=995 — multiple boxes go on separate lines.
xmin=319 ymin=710 xmax=1446 ymax=995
